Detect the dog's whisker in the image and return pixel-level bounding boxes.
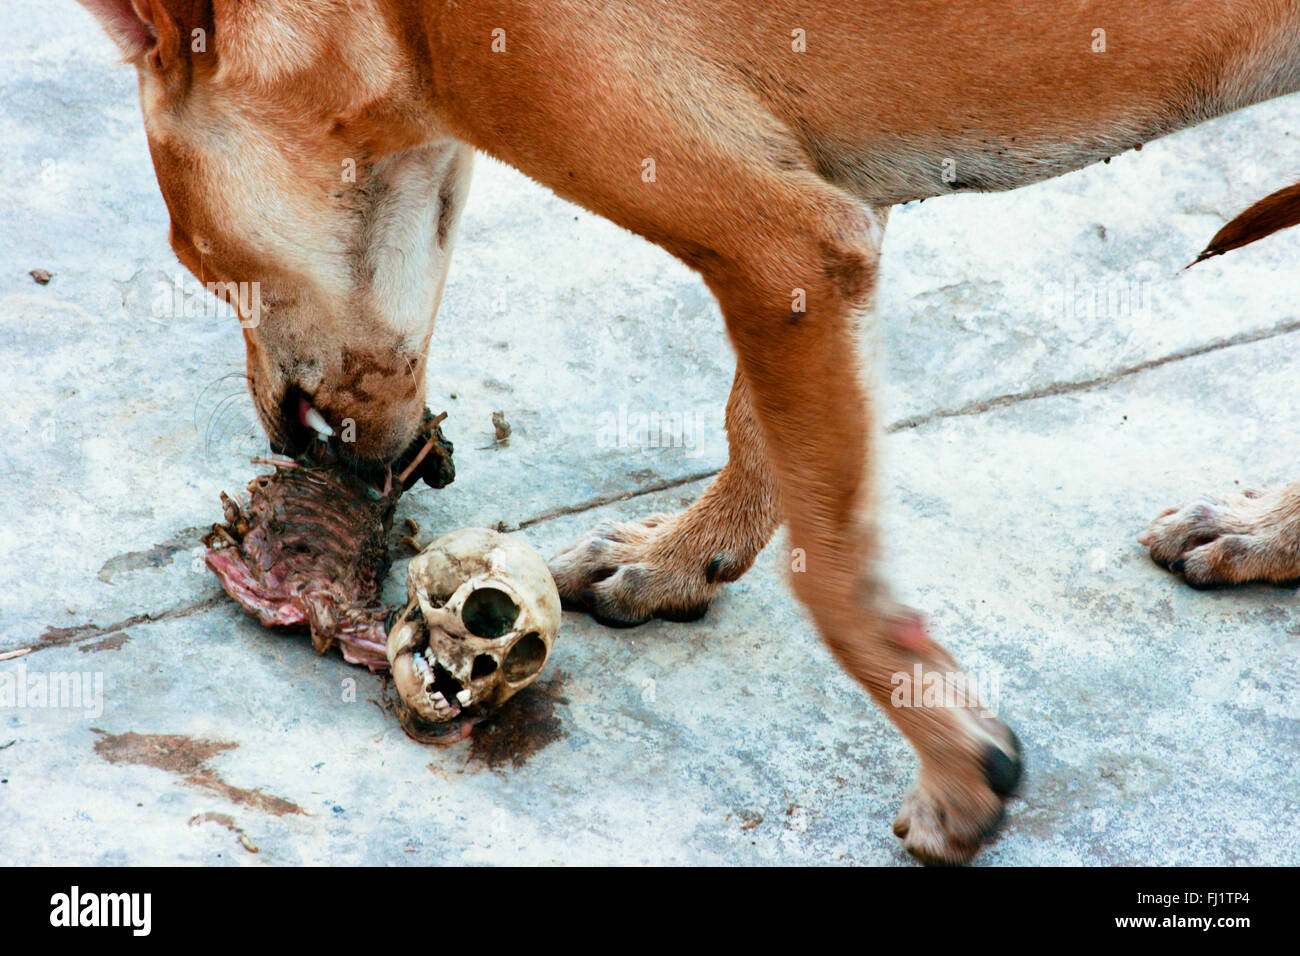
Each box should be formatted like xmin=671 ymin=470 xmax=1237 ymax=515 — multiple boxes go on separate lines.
xmin=202 ymin=392 xmax=250 ymax=443
xmin=193 ymin=372 xmax=253 ymax=431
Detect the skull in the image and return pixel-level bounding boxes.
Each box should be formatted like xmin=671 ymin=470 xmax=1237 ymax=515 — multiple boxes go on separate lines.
xmin=387 ymin=528 xmax=561 ymax=744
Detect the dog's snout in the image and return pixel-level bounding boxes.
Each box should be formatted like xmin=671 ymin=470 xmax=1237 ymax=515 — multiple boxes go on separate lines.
xmin=268 ymin=382 xmax=424 ymax=468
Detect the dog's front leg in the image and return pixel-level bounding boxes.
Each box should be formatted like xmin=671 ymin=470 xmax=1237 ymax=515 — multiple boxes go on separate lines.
xmin=693 ymin=197 xmax=1022 ymax=864
xmin=550 ymin=367 xmax=782 ymax=625
xmin=425 ymin=10 xmax=1020 ymax=857
xmin=1141 ymin=482 xmax=1300 ymax=586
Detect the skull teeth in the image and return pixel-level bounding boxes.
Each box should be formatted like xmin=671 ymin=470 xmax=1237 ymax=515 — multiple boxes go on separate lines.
xmin=410 ymin=650 xmax=434 ymax=684
xmin=408 ymin=647 xmax=466 ymax=717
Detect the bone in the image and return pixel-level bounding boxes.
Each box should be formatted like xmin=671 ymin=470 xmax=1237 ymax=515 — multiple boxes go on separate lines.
xmin=203 ymin=459 xmax=396 ymax=670
xmin=200 ymin=430 xmax=559 ymax=745
xmin=386 ymin=528 xmax=562 ymax=744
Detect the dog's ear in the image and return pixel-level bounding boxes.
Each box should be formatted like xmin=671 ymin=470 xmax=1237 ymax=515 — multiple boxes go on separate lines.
xmin=78 ymin=0 xmax=182 ymax=71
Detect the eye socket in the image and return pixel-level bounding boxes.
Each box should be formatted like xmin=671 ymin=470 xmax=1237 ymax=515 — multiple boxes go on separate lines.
xmin=503 ymin=632 xmax=547 ymax=683
xmin=461 ymin=587 xmax=519 ymax=638
xmin=422 ymin=587 xmax=454 ymax=609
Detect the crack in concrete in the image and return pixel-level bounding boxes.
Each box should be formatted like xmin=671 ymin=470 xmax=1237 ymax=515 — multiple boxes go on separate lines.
xmin=513 ymin=316 xmax=1300 ymax=524
xmin=25 ymin=316 xmax=1299 ymax=644
xmin=510 ymin=469 xmax=721 ymax=531
xmin=889 ymin=316 xmax=1300 ymax=432
xmin=26 ymin=594 xmax=226 ymax=658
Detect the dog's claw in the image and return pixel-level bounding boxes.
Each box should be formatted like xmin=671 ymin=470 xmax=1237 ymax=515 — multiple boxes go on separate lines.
xmin=983 ymin=728 xmax=1023 ymax=798
xmin=550 ymin=515 xmax=735 ymax=626
xmin=590 ymin=609 xmax=652 ymax=629
xmin=1143 ymin=486 xmax=1300 ymax=586
xmin=705 ymin=552 xmax=744 ymax=584
xmin=891 ymin=715 xmax=1023 ymax=865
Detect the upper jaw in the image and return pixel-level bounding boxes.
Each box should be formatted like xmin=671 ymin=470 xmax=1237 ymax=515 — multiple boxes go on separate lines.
xmin=265 ymin=399 xmax=456 ymax=492
xmin=389 ymin=629 xmax=488 ymax=745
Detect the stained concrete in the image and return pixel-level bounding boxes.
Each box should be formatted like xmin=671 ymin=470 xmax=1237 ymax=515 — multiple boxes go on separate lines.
xmin=0 ymin=2 xmax=1297 ymax=865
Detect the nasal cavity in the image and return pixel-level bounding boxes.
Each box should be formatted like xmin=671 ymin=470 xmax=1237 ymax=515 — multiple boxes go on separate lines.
xmin=428 ymin=660 xmax=464 ymax=700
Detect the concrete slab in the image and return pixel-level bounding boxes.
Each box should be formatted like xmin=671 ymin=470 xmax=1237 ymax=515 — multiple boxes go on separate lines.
xmin=1 ymin=1 xmax=1297 ymax=864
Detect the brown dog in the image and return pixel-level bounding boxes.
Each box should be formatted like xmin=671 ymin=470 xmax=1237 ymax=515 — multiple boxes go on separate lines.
xmin=76 ymin=0 xmax=1300 ymax=863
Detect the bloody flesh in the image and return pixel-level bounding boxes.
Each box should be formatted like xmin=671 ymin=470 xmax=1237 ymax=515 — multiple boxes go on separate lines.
xmin=203 ymin=411 xmax=453 ymax=670
xmin=204 ymin=462 xmax=398 ymax=668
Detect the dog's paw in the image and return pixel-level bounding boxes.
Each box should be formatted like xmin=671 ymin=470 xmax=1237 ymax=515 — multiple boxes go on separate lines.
xmin=1138 ymin=487 xmax=1300 ymax=588
xmin=549 ymin=514 xmax=743 ymax=627
xmin=892 ymin=723 xmax=1023 ymax=866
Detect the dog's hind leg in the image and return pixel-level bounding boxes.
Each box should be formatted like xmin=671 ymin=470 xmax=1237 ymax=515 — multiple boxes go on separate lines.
xmin=549 ymin=366 xmax=782 ymax=625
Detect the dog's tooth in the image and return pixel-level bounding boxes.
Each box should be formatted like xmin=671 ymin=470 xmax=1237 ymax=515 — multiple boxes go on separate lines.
xmin=456 ymin=689 xmax=472 ymax=705
xmin=302 ymin=404 xmax=335 ymax=438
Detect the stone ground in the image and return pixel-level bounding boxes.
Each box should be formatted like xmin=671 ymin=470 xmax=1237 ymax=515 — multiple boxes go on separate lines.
xmin=1 ymin=2 xmax=1298 ymax=865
